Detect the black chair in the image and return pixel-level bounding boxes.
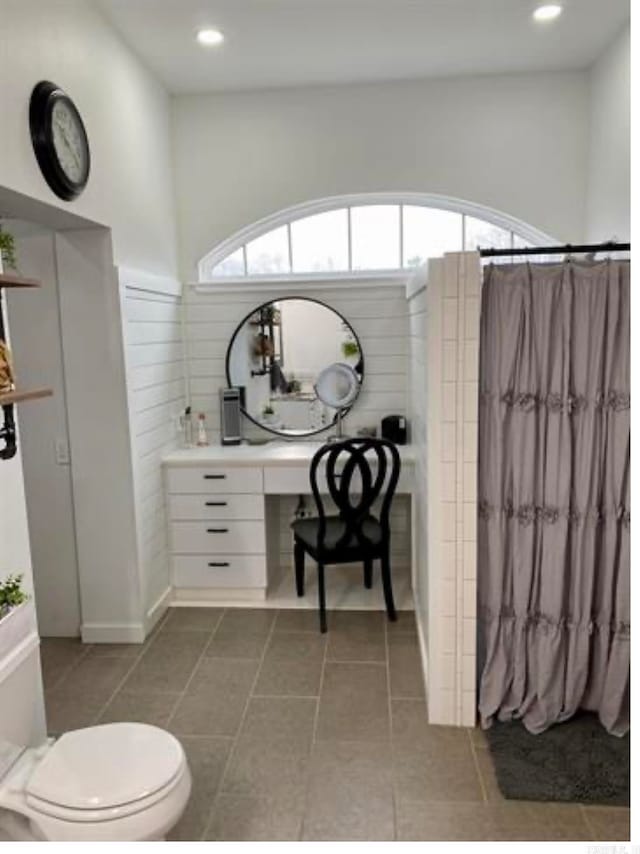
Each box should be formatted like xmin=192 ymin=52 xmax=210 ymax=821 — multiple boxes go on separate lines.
xmin=291 ymin=437 xmax=401 ymax=633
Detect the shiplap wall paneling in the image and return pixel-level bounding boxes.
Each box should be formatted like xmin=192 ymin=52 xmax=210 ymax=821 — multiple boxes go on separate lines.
xmin=123 ymin=287 xmax=186 ymax=624
xmin=183 ymin=283 xmax=409 ymax=443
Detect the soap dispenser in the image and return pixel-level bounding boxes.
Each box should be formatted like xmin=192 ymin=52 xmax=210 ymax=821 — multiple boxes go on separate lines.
xmin=196 ymin=412 xmax=209 ymax=446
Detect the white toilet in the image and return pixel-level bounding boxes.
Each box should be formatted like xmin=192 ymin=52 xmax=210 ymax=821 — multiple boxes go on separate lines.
xmin=0 ymin=722 xmax=191 ymax=841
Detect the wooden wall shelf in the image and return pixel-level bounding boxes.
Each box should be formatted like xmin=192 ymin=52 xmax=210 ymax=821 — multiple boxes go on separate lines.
xmin=0 ymin=388 xmax=52 ymax=405
xmin=0 ymin=273 xmax=41 ymax=289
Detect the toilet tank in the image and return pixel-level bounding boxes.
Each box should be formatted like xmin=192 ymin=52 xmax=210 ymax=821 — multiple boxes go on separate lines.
xmin=0 ymin=601 xmax=47 ymax=779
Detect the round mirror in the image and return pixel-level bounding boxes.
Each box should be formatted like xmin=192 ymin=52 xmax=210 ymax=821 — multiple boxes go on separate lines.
xmin=225 ymin=297 xmax=364 ymax=437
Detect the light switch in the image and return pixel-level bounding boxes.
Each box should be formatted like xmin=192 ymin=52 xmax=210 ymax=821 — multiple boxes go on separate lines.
xmin=54 ymin=437 xmax=70 ymax=465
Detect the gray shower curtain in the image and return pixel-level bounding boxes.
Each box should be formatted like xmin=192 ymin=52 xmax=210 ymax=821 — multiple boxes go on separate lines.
xmin=477 ymin=259 xmax=630 ymax=736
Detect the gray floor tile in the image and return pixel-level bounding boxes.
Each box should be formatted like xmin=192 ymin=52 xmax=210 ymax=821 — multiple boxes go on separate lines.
xmin=326 ymin=631 xmax=386 ymax=662
xmin=386 ymin=610 xmax=418 ymax=636
xmin=169 ymin=688 xmax=249 ymax=737
xmin=307 ymin=739 xmax=393 ymax=799
xmin=393 ymin=746 xmax=484 ymax=803
xmin=53 ymin=655 xmax=133 ymax=703
xmin=254 ymin=632 xmax=326 ymax=696
xmin=85 ymin=643 xmax=145 ymax=659
xmin=216 ymin=608 xmax=276 ymax=633
xmin=161 ymin=606 xmax=225 ymax=633
xmin=39 ymin=637 xmax=90 ymax=691
xmin=387 ymin=633 xmax=425 ymax=697
xmin=237 ymin=696 xmax=317 ymax=753
xmin=330 ymin=610 xmax=386 ymax=633
xmin=254 ymin=657 xmax=324 ymax=696
xmin=204 ymin=630 xmax=270 ymax=659
xmin=221 ymin=741 xmax=311 ymax=799
xmin=489 ymin=802 xmax=593 ymax=841
xmin=120 ymin=631 xmax=210 ymax=693
xmin=316 ymin=662 xmax=389 ymax=742
xmin=98 ymin=691 xmax=180 ymax=728
xmin=168 ymin=736 xmax=233 ymax=841
xmin=397 ymin=801 xmax=494 ymax=841
xmin=582 ymin=806 xmax=630 ymax=841
xmin=263 ymin=631 xmax=326 ymax=661
xmin=204 ymin=794 xmax=303 ymax=841
xmin=274 ymin=609 xmax=322 ymax=633
xmin=188 ymin=656 xmax=259 ymax=694
xmin=44 ymin=691 xmax=105 ymax=735
xmin=302 ymin=791 xmax=395 ymax=841
xmin=473 ymin=743 xmax=505 ymax=801
xmin=391 ymin=698 xmax=476 ymax=752
xmin=392 ymin=706 xmax=474 ymax=758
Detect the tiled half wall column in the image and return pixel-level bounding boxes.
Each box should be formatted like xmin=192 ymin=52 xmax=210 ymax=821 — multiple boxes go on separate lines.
xmin=425 ymin=252 xmax=480 ymax=726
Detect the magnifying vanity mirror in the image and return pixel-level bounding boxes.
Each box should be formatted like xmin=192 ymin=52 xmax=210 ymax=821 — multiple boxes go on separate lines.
xmin=225 ymin=297 xmax=364 ymax=437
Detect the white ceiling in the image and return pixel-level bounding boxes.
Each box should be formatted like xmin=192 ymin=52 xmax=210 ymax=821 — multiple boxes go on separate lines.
xmin=96 ymin=0 xmax=629 ymax=94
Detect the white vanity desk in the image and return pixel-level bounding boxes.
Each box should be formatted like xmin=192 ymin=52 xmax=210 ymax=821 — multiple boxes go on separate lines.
xmin=163 ymin=442 xmax=416 ymax=602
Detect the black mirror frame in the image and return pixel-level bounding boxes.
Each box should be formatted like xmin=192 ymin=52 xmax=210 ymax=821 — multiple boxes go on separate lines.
xmin=225 ymin=295 xmax=365 ymax=439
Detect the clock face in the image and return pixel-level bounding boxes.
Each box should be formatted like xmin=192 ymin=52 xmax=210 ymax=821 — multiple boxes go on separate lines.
xmin=29 ymin=81 xmax=91 ymax=201
xmin=51 ymin=99 xmax=88 ymax=185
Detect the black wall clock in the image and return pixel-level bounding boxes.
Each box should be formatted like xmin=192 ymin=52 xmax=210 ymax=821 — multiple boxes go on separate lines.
xmin=29 ymin=81 xmax=91 ymax=201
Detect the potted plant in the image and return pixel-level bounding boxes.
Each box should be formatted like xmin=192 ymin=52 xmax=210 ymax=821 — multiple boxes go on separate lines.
xmin=0 ymin=574 xmax=28 ymax=621
xmin=261 ymin=403 xmax=277 ymax=425
xmin=0 ymin=223 xmax=18 ymax=271
xmin=0 ymin=574 xmax=35 ymax=659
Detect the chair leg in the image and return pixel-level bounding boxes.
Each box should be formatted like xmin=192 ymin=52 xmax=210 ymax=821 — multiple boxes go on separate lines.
xmin=380 ymin=552 xmax=397 ymax=622
xmin=364 ymin=558 xmax=373 ymax=589
xmin=294 ymin=539 xmax=305 ymax=597
xmin=317 ymin=563 xmax=327 ymax=633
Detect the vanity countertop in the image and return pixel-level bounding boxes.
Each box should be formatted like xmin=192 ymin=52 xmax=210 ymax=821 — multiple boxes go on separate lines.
xmin=163 ymin=441 xmax=416 ymax=467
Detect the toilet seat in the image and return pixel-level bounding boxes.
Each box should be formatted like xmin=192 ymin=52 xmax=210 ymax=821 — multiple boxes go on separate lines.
xmin=0 ymin=722 xmax=191 ymax=841
xmin=25 ymin=722 xmax=185 ymax=822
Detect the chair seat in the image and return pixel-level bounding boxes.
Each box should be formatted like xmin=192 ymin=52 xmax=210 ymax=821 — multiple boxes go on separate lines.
xmin=292 ymin=514 xmax=383 ymax=558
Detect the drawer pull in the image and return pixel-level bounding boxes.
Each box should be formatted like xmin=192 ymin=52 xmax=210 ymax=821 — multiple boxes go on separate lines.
xmin=207 ymin=527 xmax=229 ymax=533
xmin=205 ymin=501 xmax=228 ymax=507
xmin=208 ymin=561 xmax=230 ymax=567
xmin=204 ymin=474 xmax=226 ymax=480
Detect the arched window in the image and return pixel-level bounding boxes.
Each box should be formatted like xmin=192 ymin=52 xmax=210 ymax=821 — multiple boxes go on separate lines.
xmin=198 ymin=193 xmax=553 ymax=282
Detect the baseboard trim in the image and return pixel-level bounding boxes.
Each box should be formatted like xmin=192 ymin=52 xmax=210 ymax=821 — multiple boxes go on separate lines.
xmin=413 ymin=592 xmax=433 ymax=717
xmin=81 ymin=622 xmax=146 ymax=644
xmin=145 ymin=586 xmax=173 ymax=635
xmin=172 ymin=587 xmax=266 ymax=605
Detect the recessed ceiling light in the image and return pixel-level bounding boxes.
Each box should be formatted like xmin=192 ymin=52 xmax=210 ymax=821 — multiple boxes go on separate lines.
xmin=533 ymin=4 xmax=563 ymax=22
xmin=196 ymin=28 xmax=224 ymax=46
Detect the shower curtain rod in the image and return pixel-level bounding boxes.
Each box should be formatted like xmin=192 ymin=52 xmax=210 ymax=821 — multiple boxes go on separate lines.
xmin=478 ymin=240 xmax=630 ymax=258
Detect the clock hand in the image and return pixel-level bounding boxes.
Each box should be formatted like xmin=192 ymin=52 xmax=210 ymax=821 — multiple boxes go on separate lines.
xmin=56 ymin=122 xmax=82 ymax=169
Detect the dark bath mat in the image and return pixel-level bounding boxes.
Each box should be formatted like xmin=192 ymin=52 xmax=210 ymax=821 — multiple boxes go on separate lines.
xmin=484 ymin=712 xmax=629 ymax=806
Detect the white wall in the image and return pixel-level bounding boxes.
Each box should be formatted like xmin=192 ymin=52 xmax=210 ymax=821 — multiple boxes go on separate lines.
xmin=0 ymin=0 xmax=178 ymax=277
xmin=172 ymin=70 xmax=589 ymax=277
xmin=585 ymin=24 xmax=630 ymax=242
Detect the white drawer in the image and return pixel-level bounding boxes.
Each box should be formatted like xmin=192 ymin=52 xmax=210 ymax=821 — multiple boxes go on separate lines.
xmin=169 ymin=520 xmax=266 ymax=554
xmin=168 ymin=494 xmax=264 ymax=521
xmin=172 ymin=554 xmax=267 ymax=588
xmin=263 ymin=466 xmax=309 ymax=494
xmin=166 ymin=466 xmax=263 ymax=494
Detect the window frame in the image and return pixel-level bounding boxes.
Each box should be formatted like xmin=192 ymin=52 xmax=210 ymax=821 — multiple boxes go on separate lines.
xmin=197 ymin=192 xmax=555 ymax=287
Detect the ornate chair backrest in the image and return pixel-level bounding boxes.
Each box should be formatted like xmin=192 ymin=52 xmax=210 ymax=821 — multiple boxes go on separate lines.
xmin=309 ymin=438 xmax=401 ymax=556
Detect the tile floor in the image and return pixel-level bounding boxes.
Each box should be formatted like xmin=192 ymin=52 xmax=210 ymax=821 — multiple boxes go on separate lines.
xmin=40 ymin=608 xmax=630 ymax=842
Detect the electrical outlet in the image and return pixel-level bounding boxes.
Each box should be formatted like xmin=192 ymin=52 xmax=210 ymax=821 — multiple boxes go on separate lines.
xmin=54 ymin=437 xmax=70 ymax=465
